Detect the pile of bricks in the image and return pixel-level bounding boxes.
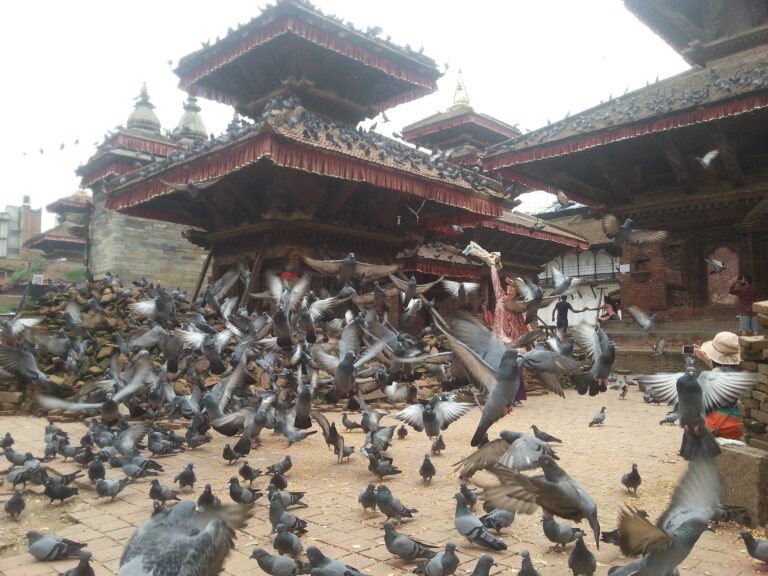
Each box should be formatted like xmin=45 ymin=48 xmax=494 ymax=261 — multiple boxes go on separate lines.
xmin=739 ymin=300 xmax=768 ymax=451
xmin=0 ymin=391 xmax=23 ymax=416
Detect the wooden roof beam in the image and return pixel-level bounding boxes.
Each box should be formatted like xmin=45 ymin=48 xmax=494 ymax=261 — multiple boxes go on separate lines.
xmin=646 ymin=0 xmax=705 ymax=41
xmin=660 ymin=137 xmax=697 ymax=194
xmin=324 ymin=181 xmax=359 ymax=216
xmin=709 ymin=124 xmax=745 ymax=187
xmin=549 ymin=172 xmax=612 ymax=202
xmin=594 ymin=151 xmax=633 ymax=202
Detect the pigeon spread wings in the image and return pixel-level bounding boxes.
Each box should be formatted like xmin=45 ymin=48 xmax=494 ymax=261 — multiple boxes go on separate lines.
xmin=637 ymin=371 xmax=758 ymax=413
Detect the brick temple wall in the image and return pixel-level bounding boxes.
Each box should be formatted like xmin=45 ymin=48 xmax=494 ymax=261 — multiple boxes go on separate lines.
xmin=89 ymin=193 xmax=206 ymax=292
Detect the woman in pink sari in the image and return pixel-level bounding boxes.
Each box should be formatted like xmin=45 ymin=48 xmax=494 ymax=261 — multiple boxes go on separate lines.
xmin=490 ymin=265 xmax=529 ymax=405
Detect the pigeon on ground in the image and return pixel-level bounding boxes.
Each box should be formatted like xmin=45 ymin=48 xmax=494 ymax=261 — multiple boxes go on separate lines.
xmin=342 ymin=413 xmax=362 ymax=431
xmin=413 ymin=542 xmax=459 ymax=576
xmin=517 ymin=549 xmax=542 ymax=576
xmin=376 ymin=485 xmax=417 ymax=523
xmin=270 ymin=473 xmax=289 ymax=491
xmin=174 ymin=463 xmax=196 ymax=490
xmin=398 ymin=425 xmax=408 ymax=440
xmin=96 ymin=477 xmax=132 ymax=501
xmin=431 ymin=435 xmax=446 ymax=454
xmin=267 ymin=485 xmax=307 ymax=509
xmin=531 ymin=425 xmax=561 ymax=443
xmin=43 ymin=482 xmax=78 ymax=504
xmin=542 ymin=513 xmax=580 ymax=551
xmin=588 ymin=407 xmax=606 ymax=427
xmin=619 ymin=383 xmax=629 ymax=399
xmin=484 ymin=455 xmax=601 ymax=548
xmin=197 ymin=484 xmax=222 ymax=511
xmin=87 ymin=458 xmax=106 ymax=483
xmin=659 ymin=409 xmax=679 ymax=425
xmin=621 ymin=464 xmax=641 ymax=495
xmin=5 ymin=489 xmax=25 ymax=519
xmin=250 ymin=548 xmax=304 ymax=576
xmin=608 ymin=459 xmax=720 ymax=576
xmin=239 ymin=461 xmax=261 ymax=486
xmin=118 ymin=501 xmax=250 ymax=575
xmin=148 ymin=479 xmax=180 ymax=504
xmin=455 ymin=430 xmax=559 ymax=480
xmin=273 ymin=523 xmax=303 ymax=557
xmin=229 ymin=477 xmax=262 ymax=505
xmin=568 ymin=531 xmax=596 ymax=576
xmin=479 ymin=508 xmax=516 ymax=534
xmin=58 ymin=557 xmax=95 ymax=576
xmin=383 ymin=521 xmax=438 ymax=563
xmin=739 ymin=531 xmax=768 ymax=564
xmin=359 ymin=484 xmax=377 ymax=514
xmin=453 ymin=492 xmax=507 ymax=551
xmin=306 ymin=545 xmax=366 ymax=575
xmin=419 ymin=454 xmax=436 ymax=483
xmin=222 ymin=444 xmax=239 ymax=464
xmin=269 ymin=493 xmax=307 ymax=534
xmin=267 ymin=456 xmax=292 ymax=476
xmin=26 ymin=531 xmax=91 ymax=561
xmin=468 ymin=555 xmax=496 ymax=576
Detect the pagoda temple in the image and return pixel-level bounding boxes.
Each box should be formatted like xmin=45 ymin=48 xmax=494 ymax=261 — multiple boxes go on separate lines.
xmin=24 ymin=189 xmax=91 ymax=263
xmin=102 ymin=0 xmax=514 ymax=301
xmin=77 ymin=87 xmax=207 ymax=291
xmin=483 ymin=0 xmax=768 ymax=319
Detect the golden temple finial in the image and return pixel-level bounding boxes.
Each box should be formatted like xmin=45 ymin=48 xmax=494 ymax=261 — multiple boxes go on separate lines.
xmin=451 ymin=70 xmax=470 ymax=108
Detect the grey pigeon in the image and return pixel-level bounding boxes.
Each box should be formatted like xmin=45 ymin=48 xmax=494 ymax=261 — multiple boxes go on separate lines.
xmin=588 ymin=407 xmax=605 ymax=427
xmin=376 ymin=485 xmax=417 ymax=523
xmin=149 ymin=479 xmax=180 ymax=504
xmin=267 ymin=485 xmax=307 ymax=509
xmin=621 ymin=464 xmax=641 ymax=495
xmin=431 ymin=435 xmax=446 ymax=454
xmin=239 ymin=461 xmax=262 ymax=486
xmin=453 ymin=492 xmax=507 ymax=551
xmin=197 ymin=484 xmax=222 ymax=511
xmin=479 ymin=508 xmax=516 ymax=533
xmin=468 ymin=555 xmax=496 ymax=576
xmin=460 ymin=482 xmax=478 ymax=510
xmin=119 ymin=501 xmax=250 ymax=575
xmin=383 ymin=520 xmax=437 ymax=563
xmin=96 ymin=477 xmax=132 ymax=501
xmin=739 ymin=531 xmax=768 ymax=563
xmin=704 ymin=258 xmax=726 ymax=274
xmin=419 ymin=454 xmax=436 ymax=483
xmin=174 ymin=463 xmax=196 ymax=490
xmin=358 ymin=484 xmax=377 ymax=514
xmin=542 ymin=513 xmax=580 ymax=551
xmin=5 ymin=489 xmax=25 ymax=519
xmin=269 ymin=492 xmax=307 ymax=534
xmin=626 ymin=305 xmax=658 ymax=335
xmin=518 ymin=549 xmax=542 ymax=576
xmin=273 ymin=523 xmax=303 ymax=557
xmin=26 ymin=531 xmax=91 ymax=561
xmin=413 ymin=542 xmax=459 ymax=576
xmin=43 ymin=482 xmax=78 ymax=504
xmin=398 ymin=425 xmax=408 ymax=439
xmin=0 ymin=344 xmax=68 ymax=395
xmin=267 ymin=456 xmax=292 ymax=475
xmin=58 ymin=557 xmax=95 ymax=576
xmin=602 ymin=215 xmax=668 ymax=247
xmin=484 ymin=455 xmax=601 ymax=548
xmin=531 ymin=424 xmax=561 ymax=443
xmin=572 ymin=325 xmax=615 ymax=396
xmin=251 ymin=547 xmax=304 ymax=576
xmin=393 ymin=395 xmax=474 ymax=440
xmin=455 ymin=430 xmax=559 ymax=480
xmin=229 ymin=477 xmax=262 ymax=505
xmin=608 ymin=460 xmax=720 ymax=576
xmin=523 ymin=344 xmax=581 ymax=396
xmin=676 ymin=371 xmax=721 ymax=460
xmin=306 ymin=545 xmax=366 ymax=576
xmin=568 ymin=531 xmax=596 ymax=576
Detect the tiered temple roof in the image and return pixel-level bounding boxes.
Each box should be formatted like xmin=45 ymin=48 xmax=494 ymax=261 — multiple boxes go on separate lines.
xmin=25 ymin=190 xmax=91 ymax=257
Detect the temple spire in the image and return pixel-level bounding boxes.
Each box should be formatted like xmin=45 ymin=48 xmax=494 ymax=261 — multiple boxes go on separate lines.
xmin=451 ymin=70 xmax=470 ymax=108
xmin=174 ymin=95 xmax=207 ymax=144
xmin=126 ymin=83 xmax=162 ymax=134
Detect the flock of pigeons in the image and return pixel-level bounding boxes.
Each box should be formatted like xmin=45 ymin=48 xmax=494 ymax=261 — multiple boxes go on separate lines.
xmin=0 ymin=252 xmax=766 ymax=576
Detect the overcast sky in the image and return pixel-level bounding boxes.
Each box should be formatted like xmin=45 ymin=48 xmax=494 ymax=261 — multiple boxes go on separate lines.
xmin=1 ymin=1 xmax=689 ymax=229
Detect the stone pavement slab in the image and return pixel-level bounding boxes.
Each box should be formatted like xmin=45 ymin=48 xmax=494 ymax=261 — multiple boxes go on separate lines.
xmin=0 ymin=385 xmax=765 ymax=575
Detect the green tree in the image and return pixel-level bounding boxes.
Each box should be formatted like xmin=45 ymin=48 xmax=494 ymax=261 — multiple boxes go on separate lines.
xmin=11 ymin=258 xmax=47 ymax=284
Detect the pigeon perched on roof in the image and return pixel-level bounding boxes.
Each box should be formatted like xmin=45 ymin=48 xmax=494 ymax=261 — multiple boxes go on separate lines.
xmin=119 ymin=501 xmax=250 ymax=575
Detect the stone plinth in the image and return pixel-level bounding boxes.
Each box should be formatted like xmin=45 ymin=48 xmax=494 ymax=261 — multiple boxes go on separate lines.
xmin=715 ymin=444 xmax=768 ymax=527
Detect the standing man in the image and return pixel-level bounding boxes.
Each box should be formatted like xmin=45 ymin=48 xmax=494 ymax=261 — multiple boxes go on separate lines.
xmin=552 ymin=296 xmax=591 ymax=336
xmin=729 ymin=274 xmax=758 ymax=336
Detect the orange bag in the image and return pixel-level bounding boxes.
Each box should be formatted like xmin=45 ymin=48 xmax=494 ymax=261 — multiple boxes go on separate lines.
xmin=706 ymin=411 xmax=742 ymax=440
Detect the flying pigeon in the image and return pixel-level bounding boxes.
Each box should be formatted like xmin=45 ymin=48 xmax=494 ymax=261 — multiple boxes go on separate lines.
xmin=704 ymin=258 xmax=726 ymax=274
xmin=602 ymin=215 xmax=668 ymax=246
xmin=695 ymin=149 xmax=719 ymax=168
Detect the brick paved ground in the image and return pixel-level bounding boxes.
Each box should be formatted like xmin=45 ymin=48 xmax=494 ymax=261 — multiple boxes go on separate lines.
xmin=0 ymin=386 xmax=765 ymax=576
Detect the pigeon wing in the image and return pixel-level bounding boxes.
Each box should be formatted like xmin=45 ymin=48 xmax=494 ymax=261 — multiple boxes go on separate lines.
xmin=177 ymin=329 xmax=207 ymax=351
xmin=434 ymin=399 xmax=474 ymax=429
xmin=636 ymin=373 xmax=685 ymax=406
xmin=549 ymin=264 xmax=566 ymax=288
xmin=311 ymin=347 xmax=341 ymax=374
xmin=453 ymin=438 xmax=510 ymax=478
xmin=626 ymin=305 xmax=649 ymax=327
xmin=483 ymin=467 xmax=541 ymax=515
xmin=618 ymin=506 xmax=670 ymax=557
xmin=698 ymin=371 xmax=759 ymax=413
xmin=601 ymin=214 xmax=621 ymax=238
xmin=392 ymin=404 xmax=425 ymax=429
xmin=625 ymin=228 xmax=669 ymax=245
xmin=127 ymin=299 xmax=158 ymax=319
xmin=353 ymin=262 xmax=399 ymax=280
xmin=301 ymin=256 xmax=344 ymax=276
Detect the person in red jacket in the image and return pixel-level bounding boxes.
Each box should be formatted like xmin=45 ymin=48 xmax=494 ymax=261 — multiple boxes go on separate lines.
xmin=729 ymin=274 xmax=758 ymax=335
